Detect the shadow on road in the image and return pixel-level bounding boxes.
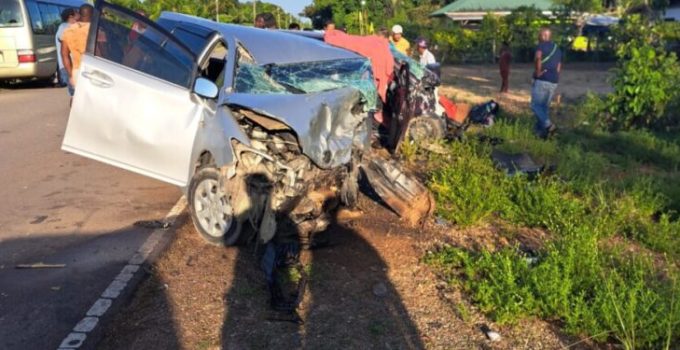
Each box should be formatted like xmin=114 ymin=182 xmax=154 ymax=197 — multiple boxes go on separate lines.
xmin=0 ymin=79 xmax=61 ymax=91
xmin=220 ymin=174 xmax=424 ymax=349
xmin=89 ymin=172 xmax=425 ymax=349
xmin=0 ymin=223 xmax=175 ymax=350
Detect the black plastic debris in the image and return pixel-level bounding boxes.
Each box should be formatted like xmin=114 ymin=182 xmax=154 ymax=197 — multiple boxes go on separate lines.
xmin=469 ymin=100 xmax=499 ymax=127
xmin=491 ymin=149 xmax=544 ymax=177
xmin=477 ymin=134 xmax=504 ymax=146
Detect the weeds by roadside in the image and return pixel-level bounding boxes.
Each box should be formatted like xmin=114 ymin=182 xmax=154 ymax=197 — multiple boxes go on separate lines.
xmin=423 ymin=105 xmax=680 ymax=348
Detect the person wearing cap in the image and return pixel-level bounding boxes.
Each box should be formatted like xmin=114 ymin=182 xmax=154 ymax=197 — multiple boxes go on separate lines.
xmin=390 ymin=24 xmax=410 ymax=55
xmin=417 ymin=39 xmax=436 ymax=65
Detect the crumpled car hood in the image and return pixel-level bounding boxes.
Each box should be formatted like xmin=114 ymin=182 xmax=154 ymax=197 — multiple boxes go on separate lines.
xmin=225 ymin=87 xmax=368 ymax=169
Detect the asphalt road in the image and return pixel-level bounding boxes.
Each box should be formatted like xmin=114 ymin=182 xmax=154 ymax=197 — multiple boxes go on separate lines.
xmin=0 ymin=84 xmax=181 ymax=349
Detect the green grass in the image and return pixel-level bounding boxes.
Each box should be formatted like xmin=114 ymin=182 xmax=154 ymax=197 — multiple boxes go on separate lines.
xmin=423 ymin=103 xmax=680 ymax=348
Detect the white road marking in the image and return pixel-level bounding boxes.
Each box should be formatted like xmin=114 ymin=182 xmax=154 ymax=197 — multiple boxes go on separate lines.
xmin=86 ymin=299 xmax=112 ymax=317
xmin=57 ymin=197 xmax=187 ymax=349
xmin=113 ymin=264 xmax=139 ymax=283
xmin=73 ymin=317 xmax=98 ymax=333
xmin=58 ymin=333 xmax=86 ymax=349
xmin=101 ymin=279 xmax=127 ymax=299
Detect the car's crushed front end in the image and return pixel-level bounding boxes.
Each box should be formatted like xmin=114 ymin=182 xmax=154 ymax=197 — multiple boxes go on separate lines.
xmin=201 ymin=27 xmax=376 ymax=245
xmin=222 ymin=86 xmax=371 ymax=246
xmin=153 ymin=13 xmax=432 ymax=247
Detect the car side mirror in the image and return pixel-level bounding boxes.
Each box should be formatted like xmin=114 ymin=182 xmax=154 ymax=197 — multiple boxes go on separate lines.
xmin=193 ymin=77 xmax=219 ymax=99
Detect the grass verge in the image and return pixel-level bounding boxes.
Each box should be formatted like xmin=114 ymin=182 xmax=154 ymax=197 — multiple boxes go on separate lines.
xmin=423 ymin=103 xmax=680 ymax=349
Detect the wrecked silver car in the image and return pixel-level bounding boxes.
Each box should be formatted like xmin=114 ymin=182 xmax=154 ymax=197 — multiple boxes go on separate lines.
xmin=62 ymin=1 xmax=375 ymax=245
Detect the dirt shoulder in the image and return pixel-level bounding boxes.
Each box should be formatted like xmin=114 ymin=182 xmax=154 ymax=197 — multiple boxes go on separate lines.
xmin=439 ymin=62 xmax=612 ymax=113
xmin=96 ymin=64 xmax=608 ymax=349
xmin=97 ymin=192 xmax=583 ymax=350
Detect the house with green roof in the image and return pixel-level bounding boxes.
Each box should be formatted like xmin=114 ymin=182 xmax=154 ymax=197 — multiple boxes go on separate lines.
xmin=431 ymin=0 xmax=556 ymax=21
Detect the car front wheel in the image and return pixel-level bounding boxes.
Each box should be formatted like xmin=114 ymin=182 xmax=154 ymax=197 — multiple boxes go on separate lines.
xmin=188 ymin=167 xmax=240 ymax=246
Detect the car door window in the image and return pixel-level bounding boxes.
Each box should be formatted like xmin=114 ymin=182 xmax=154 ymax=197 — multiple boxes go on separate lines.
xmin=94 ymin=4 xmax=196 ymax=88
xmin=199 ymin=41 xmax=227 ymax=89
xmin=170 ymin=27 xmax=208 ymax=55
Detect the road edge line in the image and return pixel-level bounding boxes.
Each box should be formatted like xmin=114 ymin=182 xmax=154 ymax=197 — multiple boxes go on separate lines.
xmin=57 ymin=196 xmax=187 ymax=350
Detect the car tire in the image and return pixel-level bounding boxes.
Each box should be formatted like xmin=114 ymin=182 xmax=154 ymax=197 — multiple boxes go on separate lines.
xmin=188 ymin=167 xmax=241 ymax=246
xmin=407 ymin=116 xmax=446 ymax=142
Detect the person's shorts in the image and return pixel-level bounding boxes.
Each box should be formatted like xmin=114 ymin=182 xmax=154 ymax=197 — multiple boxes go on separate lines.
xmin=59 ymin=68 xmax=75 ymax=96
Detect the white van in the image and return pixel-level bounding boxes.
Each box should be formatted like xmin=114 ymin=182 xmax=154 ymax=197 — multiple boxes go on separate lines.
xmin=0 ymin=0 xmax=83 ymax=82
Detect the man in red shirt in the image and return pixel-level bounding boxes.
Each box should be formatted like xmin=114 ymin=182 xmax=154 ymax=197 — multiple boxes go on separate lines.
xmin=499 ymin=41 xmax=512 ymax=93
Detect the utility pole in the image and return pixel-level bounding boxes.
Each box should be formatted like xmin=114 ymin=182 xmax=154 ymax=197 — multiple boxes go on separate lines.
xmin=359 ymin=0 xmax=366 ymax=35
xmin=215 ymin=0 xmax=219 ymax=22
xmin=253 ymin=0 xmax=257 ymax=22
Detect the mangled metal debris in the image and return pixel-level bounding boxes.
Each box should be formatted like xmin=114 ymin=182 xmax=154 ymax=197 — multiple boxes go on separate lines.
xmin=362 ymin=157 xmax=435 ymax=227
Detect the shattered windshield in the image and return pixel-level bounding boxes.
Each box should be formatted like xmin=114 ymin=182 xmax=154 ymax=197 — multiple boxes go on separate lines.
xmin=390 ymin=44 xmax=425 ymax=80
xmin=234 ymin=57 xmax=377 ymax=111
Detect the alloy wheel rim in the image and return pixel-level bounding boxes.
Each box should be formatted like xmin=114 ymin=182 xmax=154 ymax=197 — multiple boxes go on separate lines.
xmin=194 ymin=178 xmax=233 ymax=238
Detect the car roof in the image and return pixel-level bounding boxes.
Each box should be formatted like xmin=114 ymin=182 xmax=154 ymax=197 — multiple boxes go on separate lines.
xmin=158 ymin=12 xmax=362 ymax=66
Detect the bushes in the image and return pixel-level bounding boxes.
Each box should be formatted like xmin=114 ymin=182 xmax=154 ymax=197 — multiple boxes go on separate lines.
xmin=430 ymin=7 xmax=551 ymax=64
xmin=425 ymin=117 xmax=680 ymax=347
xmin=605 ymin=15 xmax=680 ymax=130
xmin=429 ymin=142 xmax=508 ymax=226
xmin=425 ymin=230 xmax=680 ymax=348
xmin=607 ymin=44 xmax=680 ymax=129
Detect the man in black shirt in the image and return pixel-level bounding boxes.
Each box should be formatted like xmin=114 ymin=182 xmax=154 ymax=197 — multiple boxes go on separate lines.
xmin=531 ymin=28 xmax=562 ymax=139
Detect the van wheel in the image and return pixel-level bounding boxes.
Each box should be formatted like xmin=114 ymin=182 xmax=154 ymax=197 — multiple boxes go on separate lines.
xmin=188 ymin=167 xmax=241 ymax=246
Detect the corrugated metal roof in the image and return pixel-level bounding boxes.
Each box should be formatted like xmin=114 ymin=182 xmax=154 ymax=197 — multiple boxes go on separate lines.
xmin=431 ymin=0 xmax=555 ymax=16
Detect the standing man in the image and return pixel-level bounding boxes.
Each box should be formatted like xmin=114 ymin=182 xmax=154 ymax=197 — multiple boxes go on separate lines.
xmin=416 ymin=39 xmax=436 ymax=65
xmin=531 ymin=28 xmax=561 ymax=139
xmin=55 ymin=8 xmax=78 ymax=95
xmin=390 ymin=24 xmax=410 ymax=55
xmin=61 ymin=4 xmax=93 ymax=101
xmin=499 ymin=41 xmax=512 ymax=93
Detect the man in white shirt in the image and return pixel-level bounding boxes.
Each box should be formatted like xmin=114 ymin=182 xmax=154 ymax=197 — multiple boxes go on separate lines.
xmin=417 ymin=39 xmax=436 ymax=66
xmin=55 ymin=8 xmax=78 ymax=95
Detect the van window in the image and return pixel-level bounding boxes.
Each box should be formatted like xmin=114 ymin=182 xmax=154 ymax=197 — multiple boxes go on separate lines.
xmin=24 ymin=0 xmax=44 ymax=33
xmin=0 ymin=0 xmax=25 ymax=27
xmin=36 ymin=1 xmax=58 ymax=34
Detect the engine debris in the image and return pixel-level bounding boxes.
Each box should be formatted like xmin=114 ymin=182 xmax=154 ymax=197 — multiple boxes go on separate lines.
xmin=361 ymin=157 xmax=434 ymax=226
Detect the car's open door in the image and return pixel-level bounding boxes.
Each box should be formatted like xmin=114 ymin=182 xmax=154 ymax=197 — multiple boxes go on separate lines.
xmin=62 ymin=1 xmax=203 ymax=187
